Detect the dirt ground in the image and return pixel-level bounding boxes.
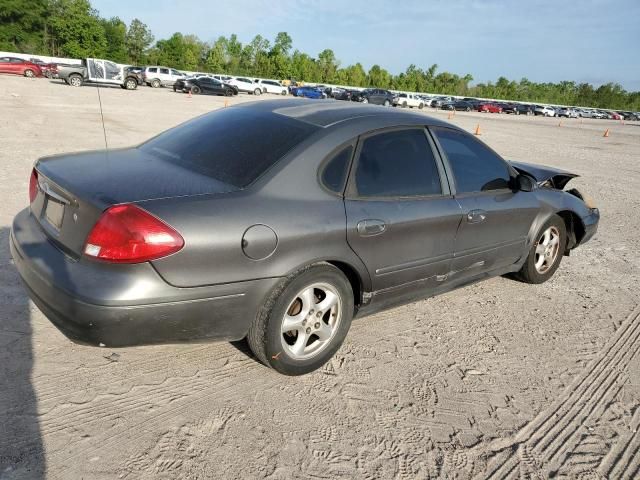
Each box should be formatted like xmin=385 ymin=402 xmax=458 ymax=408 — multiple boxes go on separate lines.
xmin=1 ymin=76 xmax=639 ymax=480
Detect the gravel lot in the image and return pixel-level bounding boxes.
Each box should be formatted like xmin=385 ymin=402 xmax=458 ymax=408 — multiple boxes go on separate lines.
xmin=1 ymin=76 xmax=639 ymax=480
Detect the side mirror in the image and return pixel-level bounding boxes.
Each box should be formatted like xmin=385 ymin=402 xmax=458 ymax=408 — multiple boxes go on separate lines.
xmin=516 ymin=174 xmax=535 ymax=192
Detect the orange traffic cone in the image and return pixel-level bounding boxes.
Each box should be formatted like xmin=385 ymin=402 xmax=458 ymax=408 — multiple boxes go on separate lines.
xmin=558 ymin=120 xmax=562 ymax=127
xmin=188 ymin=90 xmax=192 ymax=98
xmin=603 ymin=129 xmax=609 ymax=137
xmin=474 ymin=124 xmax=481 ymax=135
xmin=447 ymin=112 xmax=453 ymax=120
xmin=224 ymin=99 xmax=229 ymax=108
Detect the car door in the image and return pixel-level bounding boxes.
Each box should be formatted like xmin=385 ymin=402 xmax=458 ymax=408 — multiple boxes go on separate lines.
xmin=345 ymin=127 xmax=462 ymax=297
xmin=429 ymin=126 xmax=539 ymax=279
xmin=103 ymin=61 xmax=121 ymax=83
xmin=0 ymin=57 xmax=11 ymax=73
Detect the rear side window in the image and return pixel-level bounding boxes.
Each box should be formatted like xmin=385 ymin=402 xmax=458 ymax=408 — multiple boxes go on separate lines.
xmin=431 ymin=127 xmax=511 ymax=193
xmin=147 ymin=67 xmax=157 ymax=73
xmin=321 ymin=146 xmax=353 ymax=194
xmin=140 ymin=108 xmax=319 ymax=188
xmin=354 ymin=129 xmax=442 ymax=197
xmin=160 ymin=68 xmax=169 ymax=74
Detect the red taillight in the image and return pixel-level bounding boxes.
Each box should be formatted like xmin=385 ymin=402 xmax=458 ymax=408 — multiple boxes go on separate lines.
xmin=29 ymin=169 xmax=38 ymax=203
xmin=84 ymin=204 xmax=184 ymax=263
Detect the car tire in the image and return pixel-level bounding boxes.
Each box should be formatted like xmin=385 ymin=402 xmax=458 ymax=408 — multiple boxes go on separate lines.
xmin=151 ymin=79 xmax=161 ymax=88
xmin=254 ymin=88 xmax=262 ymax=95
xmin=68 ymin=74 xmax=83 ymax=87
xmin=362 ymin=98 xmax=369 ymax=104
xmin=125 ymin=78 xmax=137 ymax=90
xmin=418 ymin=103 xmax=424 ymax=109
xmin=281 ymin=90 xmax=287 ymax=96
xmin=402 ymin=101 xmax=407 ymax=108
xmin=191 ymin=86 xmax=201 ymax=95
xmin=466 ymin=107 xmax=471 ymax=112
xmin=24 ymin=69 xmax=35 ymax=78
xmin=247 ymin=263 xmax=354 ymax=376
xmin=512 ymin=214 xmax=567 ymax=284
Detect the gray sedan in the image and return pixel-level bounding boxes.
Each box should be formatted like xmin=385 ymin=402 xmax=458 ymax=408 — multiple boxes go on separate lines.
xmin=11 ymin=100 xmax=599 ymax=375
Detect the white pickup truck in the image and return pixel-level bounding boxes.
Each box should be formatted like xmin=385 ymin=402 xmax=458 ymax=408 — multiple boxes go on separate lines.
xmin=393 ymin=93 xmax=425 ymax=109
xmin=58 ymin=58 xmax=139 ymax=89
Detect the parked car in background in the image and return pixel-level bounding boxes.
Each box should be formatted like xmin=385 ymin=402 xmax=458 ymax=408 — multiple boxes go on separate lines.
xmin=12 ymin=100 xmax=599 ymax=375
xmin=478 ymin=102 xmax=503 ymax=113
xmin=58 ymin=58 xmax=138 ymax=89
xmin=293 ymin=86 xmax=326 ymax=99
xmin=29 ymin=58 xmax=58 ymax=78
xmin=430 ymin=96 xmax=454 ymax=108
xmin=393 ymin=93 xmax=425 ymax=109
xmin=255 ymin=79 xmax=288 ymax=95
xmin=334 ymin=89 xmax=358 ymax=101
xmin=186 ymin=77 xmax=237 ymax=96
xmin=0 ymin=56 xmax=43 ymax=77
xmin=501 ymin=103 xmax=533 ymax=115
xmin=143 ymin=66 xmax=185 ymax=88
xmin=359 ymin=89 xmax=395 ymax=106
xmin=443 ymin=100 xmax=477 ymax=111
xmin=227 ymin=77 xmax=256 ymax=93
xmin=608 ymin=111 xmax=622 ymax=120
xmin=557 ymin=108 xmax=579 ymax=118
xmin=534 ymin=106 xmax=556 ymax=117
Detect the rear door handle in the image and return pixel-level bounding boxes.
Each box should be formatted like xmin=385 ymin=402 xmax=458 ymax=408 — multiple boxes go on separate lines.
xmin=357 ymin=219 xmax=387 ymax=237
xmin=466 ymin=209 xmax=487 ymax=224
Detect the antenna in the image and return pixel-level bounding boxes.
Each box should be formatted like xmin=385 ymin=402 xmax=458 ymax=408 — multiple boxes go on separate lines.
xmin=96 ymin=84 xmax=108 ymax=149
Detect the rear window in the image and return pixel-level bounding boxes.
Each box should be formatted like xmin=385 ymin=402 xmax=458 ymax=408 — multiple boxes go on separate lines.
xmin=139 ymin=108 xmax=319 ymax=188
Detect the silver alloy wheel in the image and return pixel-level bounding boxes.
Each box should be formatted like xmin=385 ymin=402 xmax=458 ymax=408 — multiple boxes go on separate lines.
xmin=126 ymin=79 xmax=136 ymax=90
xmin=280 ymin=282 xmax=342 ymax=360
xmin=24 ymin=69 xmax=34 ymax=77
xmin=69 ymin=75 xmax=82 ymax=87
xmin=534 ymin=226 xmax=560 ymax=274
xmin=362 ymin=97 xmax=368 ymax=103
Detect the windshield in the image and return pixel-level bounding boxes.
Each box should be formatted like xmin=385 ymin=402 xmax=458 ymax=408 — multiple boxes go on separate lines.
xmin=139 ymin=108 xmax=319 ymax=188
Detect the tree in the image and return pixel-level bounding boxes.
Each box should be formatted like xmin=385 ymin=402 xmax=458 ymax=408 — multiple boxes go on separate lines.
xmin=0 ymin=0 xmax=48 ymax=52
xmin=101 ymin=16 xmax=127 ymax=63
xmin=48 ymin=0 xmax=107 ymax=58
xmin=125 ymin=18 xmax=153 ymax=64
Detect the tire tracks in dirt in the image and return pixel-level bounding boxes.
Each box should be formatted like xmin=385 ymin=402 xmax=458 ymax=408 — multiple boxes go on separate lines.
xmin=476 ymin=303 xmax=640 ymax=479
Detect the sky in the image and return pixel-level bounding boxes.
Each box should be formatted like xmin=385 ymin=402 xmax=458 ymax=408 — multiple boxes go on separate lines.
xmin=92 ymin=0 xmax=640 ymax=91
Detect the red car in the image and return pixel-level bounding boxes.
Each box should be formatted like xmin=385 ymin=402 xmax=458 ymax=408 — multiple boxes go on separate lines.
xmin=478 ymin=102 xmax=503 ymax=113
xmin=0 ymin=56 xmax=43 ymax=77
xmin=30 ymin=58 xmax=58 ymax=78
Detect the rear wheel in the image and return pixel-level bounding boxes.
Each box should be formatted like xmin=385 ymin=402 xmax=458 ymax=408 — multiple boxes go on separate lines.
xmin=402 ymin=101 xmax=407 ymax=108
xmin=68 ymin=74 xmax=83 ymax=87
xmin=362 ymin=97 xmax=369 ymax=104
xmin=513 ymin=215 xmax=566 ymax=284
xmin=281 ymin=90 xmax=287 ymax=96
xmin=466 ymin=107 xmax=471 ymax=112
xmin=254 ymin=88 xmax=262 ymax=95
xmin=247 ymin=264 xmax=354 ymax=376
xmin=418 ymin=103 xmax=424 ymax=109
xmin=24 ymin=69 xmax=35 ymax=78
xmin=384 ymin=99 xmax=390 ymax=107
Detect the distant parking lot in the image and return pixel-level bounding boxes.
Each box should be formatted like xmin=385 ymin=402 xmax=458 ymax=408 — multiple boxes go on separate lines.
xmin=1 ymin=75 xmax=640 ymax=479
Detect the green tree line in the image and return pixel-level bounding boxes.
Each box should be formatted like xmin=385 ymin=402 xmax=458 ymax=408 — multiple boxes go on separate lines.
xmin=1 ymin=0 xmax=638 ymax=110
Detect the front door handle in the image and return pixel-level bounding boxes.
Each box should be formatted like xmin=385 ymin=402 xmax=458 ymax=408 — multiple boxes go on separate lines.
xmin=357 ymin=219 xmax=387 ymax=237
xmin=466 ymin=209 xmax=487 ymax=224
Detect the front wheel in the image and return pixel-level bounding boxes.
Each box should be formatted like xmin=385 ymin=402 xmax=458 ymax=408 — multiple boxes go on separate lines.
xmin=247 ymin=264 xmax=354 ymax=376
xmin=362 ymin=97 xmax=369 ymax=104
xmin=151 ymin=79 xmax=161 ymax=88
xmin=191 ymin=86 xmax=201 ymax=95
xmin=125 ymin=78 xmax=137 ymax=90
xmin=253 ymin=88 xmax=262 ymax=95
xmin=466 ymin=107 xmax=471 ymax=112
xmin=24 ymin=69 xmax=35 ymax=78
xmin=418 ymin=103 xmax=424 ymax=109
xmin=512 ymin=215 xmax=567 ymax=284
xmin=224 ymin=88 xmax=233 ymax=96
xmin=281 ymin=90 xmax=287 ymax=96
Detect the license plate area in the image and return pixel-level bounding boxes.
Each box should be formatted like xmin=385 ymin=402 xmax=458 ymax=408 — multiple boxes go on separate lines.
xmin=45 ymin=197 xmax=64 ymax=229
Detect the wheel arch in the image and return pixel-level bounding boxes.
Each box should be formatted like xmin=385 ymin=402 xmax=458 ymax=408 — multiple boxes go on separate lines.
xmin=556 ymin=209 xmax=586 ymax=251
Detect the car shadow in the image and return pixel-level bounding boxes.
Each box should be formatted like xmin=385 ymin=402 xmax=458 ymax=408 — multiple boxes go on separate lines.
xmin=0 ymin=226 xmax=45 ymax=478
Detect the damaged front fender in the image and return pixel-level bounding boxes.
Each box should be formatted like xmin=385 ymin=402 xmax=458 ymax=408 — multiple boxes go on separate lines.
xmin=509 ymin=160 xmax=578 ymax=190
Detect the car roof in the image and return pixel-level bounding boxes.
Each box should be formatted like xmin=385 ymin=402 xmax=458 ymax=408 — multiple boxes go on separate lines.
xmin=235 ymin=99 xmax=452 ymax=129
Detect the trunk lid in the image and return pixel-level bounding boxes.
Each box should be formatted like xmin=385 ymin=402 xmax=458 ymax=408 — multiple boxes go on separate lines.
xmin=33 ymin=148 xmax=236 ymax=257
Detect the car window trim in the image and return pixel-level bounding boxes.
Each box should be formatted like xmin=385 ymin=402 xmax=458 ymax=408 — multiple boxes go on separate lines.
xmin=427 ymin=125 xmax=517 ymax=196
xmin=345 ymin=125 xmax=451 ymax=201
xmin=317 ymin=140 xmax=358 ymax=197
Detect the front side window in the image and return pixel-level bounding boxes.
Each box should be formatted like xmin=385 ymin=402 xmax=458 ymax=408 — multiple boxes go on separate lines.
xmin=354 ymin=129 xmax=442 ymax=198
xmin=431 ymin=127 xmax=511 ymax=193
xmin=171 ymin=69 xmax=180 ymax=75
xmin=160 ymin=68 xmax=169 ymax=74
xmin=147 ymin=67 xmax=157 ymax=73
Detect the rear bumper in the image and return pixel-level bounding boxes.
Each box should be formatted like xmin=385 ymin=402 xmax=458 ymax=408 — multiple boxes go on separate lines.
xmin=10 ymin=208 xmax=280 ymax=347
